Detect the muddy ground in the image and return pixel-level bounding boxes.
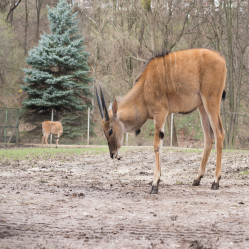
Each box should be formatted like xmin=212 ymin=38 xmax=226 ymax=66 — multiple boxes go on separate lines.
xmin=0 ymin=147 xmax=249 ymax=249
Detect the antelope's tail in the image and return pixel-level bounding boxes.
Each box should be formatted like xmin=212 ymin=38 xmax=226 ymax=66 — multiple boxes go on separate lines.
xmin=222 ymin=90 xmax=226 ymax=100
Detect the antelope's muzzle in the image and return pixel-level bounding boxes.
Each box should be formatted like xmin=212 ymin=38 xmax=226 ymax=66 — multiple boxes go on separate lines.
xmin=110 ymin=152 xmax=120 ymax=160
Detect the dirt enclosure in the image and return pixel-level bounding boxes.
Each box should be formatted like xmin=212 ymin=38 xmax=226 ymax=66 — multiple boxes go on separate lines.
xmin=0 ymin=146 xmax=249 ymax=249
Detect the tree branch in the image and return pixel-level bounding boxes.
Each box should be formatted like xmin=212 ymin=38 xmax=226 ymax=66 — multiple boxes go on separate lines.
xmin=6 ymin=0 xmax=22 ymax=21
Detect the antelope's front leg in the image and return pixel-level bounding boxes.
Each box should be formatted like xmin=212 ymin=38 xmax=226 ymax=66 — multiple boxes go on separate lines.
xmin=150 ymin=122 xmax=165 ymax=194
xmin=150 ymin=149 xmax=162 ymax=194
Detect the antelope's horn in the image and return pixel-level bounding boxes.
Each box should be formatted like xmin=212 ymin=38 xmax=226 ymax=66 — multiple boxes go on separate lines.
xmin=100 ymin=87 xmax=110 ymax=121
xmin=96 ymin=88 xmax=104 ymax=119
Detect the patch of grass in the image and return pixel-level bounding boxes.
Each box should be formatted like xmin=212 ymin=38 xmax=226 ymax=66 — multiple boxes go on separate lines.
xmin=175 ymin=180 xmax=184 ymax=185
xmin=0 ymin=146 xmax=247 ymax=162
xmin=175 ymin=111 xmax=203 ymax=140
xmin=223 ymin=149 xmax=249 ymax=153
xmin=0 ymin=146 xmax=109 ymax=161
xmin=38 ymin=179 xmax=48 ymax=184
xmin=239 ymin=171 xmax=249 ymax=175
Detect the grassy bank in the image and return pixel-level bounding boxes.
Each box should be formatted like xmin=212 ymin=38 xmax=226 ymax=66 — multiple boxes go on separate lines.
xmin=1 ymin=145 xmax=248 ymax=162
xmin=0 ymin=147 xmax=109 ymax=161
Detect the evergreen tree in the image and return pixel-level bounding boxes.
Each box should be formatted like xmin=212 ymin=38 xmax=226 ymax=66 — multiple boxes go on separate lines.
xmin=22 ymin=0 xmax=93 ymax=141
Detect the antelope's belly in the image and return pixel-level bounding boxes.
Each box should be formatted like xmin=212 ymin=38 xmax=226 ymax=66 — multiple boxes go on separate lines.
xmin=168 ymin=92 xmax=202 ymax=114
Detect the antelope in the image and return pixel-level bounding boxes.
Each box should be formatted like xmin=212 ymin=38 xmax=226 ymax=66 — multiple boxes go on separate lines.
xmin=96 ymin=48 xmax=226 ymax=194
xmin=42 ymin=121 xmax=63 ymax=148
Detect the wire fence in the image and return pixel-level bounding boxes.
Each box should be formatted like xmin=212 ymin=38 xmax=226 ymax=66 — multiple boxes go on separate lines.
xmin=0 ymin=107 xmax=19 ymax=144
xmin=0 ymin=106 xmax=248 ymax=149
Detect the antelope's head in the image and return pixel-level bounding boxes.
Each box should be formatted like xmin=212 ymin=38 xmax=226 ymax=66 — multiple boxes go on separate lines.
xmin=96 ymin=87 xmax=124 ymax=159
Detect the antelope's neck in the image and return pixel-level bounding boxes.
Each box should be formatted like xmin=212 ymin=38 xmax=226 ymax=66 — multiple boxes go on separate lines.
xmin=117 ymin=82 xmax=148 ymax=133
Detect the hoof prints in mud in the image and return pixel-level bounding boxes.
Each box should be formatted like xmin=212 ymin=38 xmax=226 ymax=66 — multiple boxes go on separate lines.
xmin=0 ymin=149 xmax=249 ymax=248
xmin=1 ymin=217 xmax=248 ymax=247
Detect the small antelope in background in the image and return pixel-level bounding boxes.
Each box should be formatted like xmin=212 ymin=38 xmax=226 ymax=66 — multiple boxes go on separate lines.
xmin=42 ymin=121 xmax=63 ymax=148
xmin=96 ymin=48 xmax=226 ymax=194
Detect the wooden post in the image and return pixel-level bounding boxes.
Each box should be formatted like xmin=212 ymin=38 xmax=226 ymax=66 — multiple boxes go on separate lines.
xmin=50 ymin=108 xmax=54 ymax=145
xmin=4 ymin=109 xmax=8 ymax=144
xmin=87 ymin=107 xmax=90 ymax=145
xmin=170 ymin=113 xmax=174 ymax=147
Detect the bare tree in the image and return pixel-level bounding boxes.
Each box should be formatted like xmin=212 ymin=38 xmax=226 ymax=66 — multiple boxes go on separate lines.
xmin=6 ymin=0 xmax=22 ymax=23
xmin=191 ymin=0 xmax=249 ymax=147
xmin=0 ymin=0 xmax=247 ymax=147
xmin=24 ymin=0 xmax=28 ymax=55
xmin=221 ymin=0 xmax=249 ymax=147
xmin=0 ymin=0 xmax=10 ymax=13
xmin=35 ymin=0 xmax=43 ymax=41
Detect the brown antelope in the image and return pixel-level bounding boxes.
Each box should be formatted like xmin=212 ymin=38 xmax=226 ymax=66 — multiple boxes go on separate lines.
xmin=42 ymin=121 xmax=63 ymax=148
xmin=96 ymin=48 xmax=226 ymax=194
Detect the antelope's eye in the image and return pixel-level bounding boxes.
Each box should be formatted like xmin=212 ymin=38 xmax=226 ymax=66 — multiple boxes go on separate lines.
xmin=108 ymin=129 xmax=113 ymax=136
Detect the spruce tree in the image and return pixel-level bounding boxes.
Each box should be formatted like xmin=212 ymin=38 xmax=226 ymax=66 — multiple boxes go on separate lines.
xmin=22 ymin=0 xmax=93 ymax=141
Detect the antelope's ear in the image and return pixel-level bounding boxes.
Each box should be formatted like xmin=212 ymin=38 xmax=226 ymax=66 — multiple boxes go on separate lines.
xmin=108 ymin=103 xmax=112 ymax=110
xmin=112 ymin=99 xmax=118 ymax=117
xmin=108 ymin=103 xmax=113 ymax=118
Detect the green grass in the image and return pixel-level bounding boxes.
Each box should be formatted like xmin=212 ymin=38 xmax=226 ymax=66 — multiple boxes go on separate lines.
xmin=0 ymin=146 xmax=139 ymax=161
xmin=223 ymin=149 xmax=249 ymax=153
xmin=239 ymin=171 xmax=249 ymax=175
xmin=0 ymin=146 xmax=248 ymax=162
xmin=0 ymin=147 xmax=109 ymax=161
xmin=38 ymin=179 xmax=48 ymax=184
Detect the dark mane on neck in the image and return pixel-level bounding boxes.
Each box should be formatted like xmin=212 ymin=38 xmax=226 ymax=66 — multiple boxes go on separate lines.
xmin=135 ymin=50 xmax=171 ymax=83
xmin=154 ymin=50 xmax=170 ymax=58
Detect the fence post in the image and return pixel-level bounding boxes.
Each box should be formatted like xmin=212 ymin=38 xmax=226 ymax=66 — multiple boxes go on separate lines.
xmin=4 ymin=108 xmax=7 ymax=144
xmin=50 ymin=108 xmax=54 ymax=145
xmin=16 ymin=109 xmax=19 ymax=144
xmin=87 ymin=107 xmax=90 ymax=145
xmin=170 ymin=113 xmax=174 ymax=147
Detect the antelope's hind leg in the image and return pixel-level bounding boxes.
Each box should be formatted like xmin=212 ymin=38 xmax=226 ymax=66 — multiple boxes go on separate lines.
xmin=193 ymin=104 xmax=214 ymax=186
xmin=55 ymin=133 xmax=60 ymax=148
xmin=42 ymin=135 xmax=45 ymax=147
xmin=150 ymin=110 xmax=167 ymax=194
xmin=202 ymin=99 xmax=225 ymax=190
xmin=210 ymin=114 xmax=225 ymax=190
xmin=44 ymin=134 xmax=49 ymax=147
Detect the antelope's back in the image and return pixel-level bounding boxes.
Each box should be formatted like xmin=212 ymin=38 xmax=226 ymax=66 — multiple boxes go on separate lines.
xmin=142 ymin=49 xmax=225 ymax=96
xmin=42 ymin=121 xmax=63 ymax=134
xmin=50 ymin=121 xmax=63 ymax=134
xmin=42 ymin=121 xmax=51 ymax=133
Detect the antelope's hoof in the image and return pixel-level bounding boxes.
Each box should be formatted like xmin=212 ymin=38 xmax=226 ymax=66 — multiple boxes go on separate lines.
xmin=192 ymin=180 xmax=200 ymax=186
xmin=211 ymin=181 xmax=219 ymax=190
xmin=150 ymin=185 xmax=159 ymax=194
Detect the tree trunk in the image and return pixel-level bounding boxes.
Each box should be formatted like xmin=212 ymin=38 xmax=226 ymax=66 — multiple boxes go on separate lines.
xmin=224 ymin=0 xmax=236 ymax=148
xmin=36 ymin=0 xmax=43 ymax=42
xmin=24 ymin=0 xmax=28 ymax=55
xmin=6 ymin=0 xmax=22 ymax=23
